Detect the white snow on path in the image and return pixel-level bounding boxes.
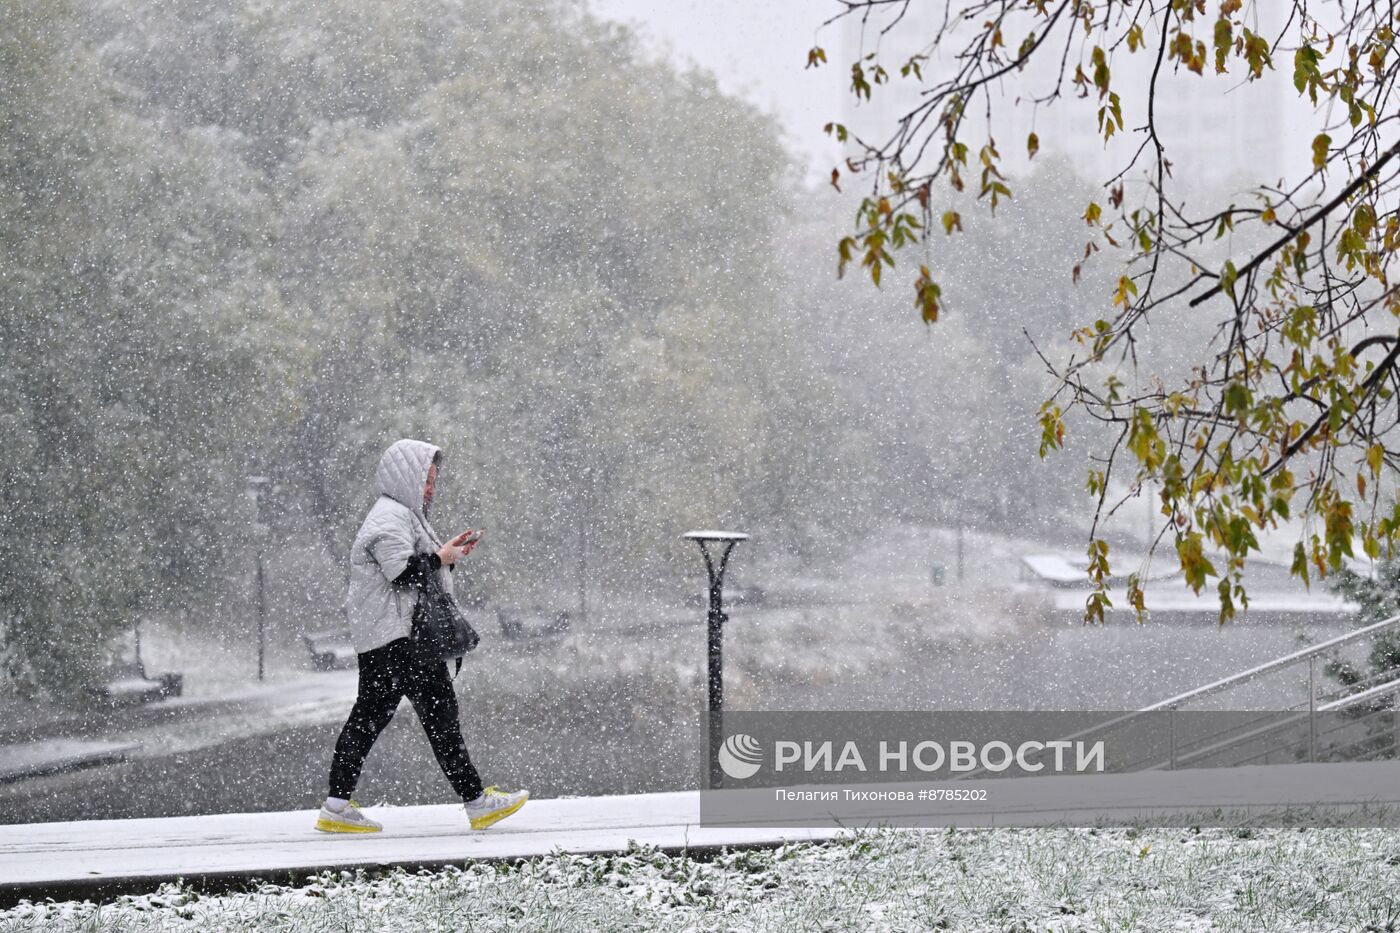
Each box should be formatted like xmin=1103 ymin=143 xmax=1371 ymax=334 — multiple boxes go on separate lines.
xmin=0 ymin=790 xmax=843 ymax=899
xmin=5 ymin=763 xmax=1400 ymax=901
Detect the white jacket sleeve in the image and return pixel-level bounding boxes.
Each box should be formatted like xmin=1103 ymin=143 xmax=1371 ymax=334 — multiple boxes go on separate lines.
xmin=366 ymin=518 xmax=416 ymax=583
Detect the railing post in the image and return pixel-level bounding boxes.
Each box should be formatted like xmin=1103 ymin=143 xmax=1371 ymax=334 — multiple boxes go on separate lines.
xmin=1168 ymin=707 xmax=1177 ymax=770
xmin=1393 ymin=686 xmax=1400 ymax=759
xmin=1308 ymin=656 xmax=1317 ymax=762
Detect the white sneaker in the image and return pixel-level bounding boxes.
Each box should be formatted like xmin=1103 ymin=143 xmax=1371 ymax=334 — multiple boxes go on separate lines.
xmin=315 ymin=799 xmax=383 ymax=834
xmin=464 ymin=786 xmax=529 ymax=830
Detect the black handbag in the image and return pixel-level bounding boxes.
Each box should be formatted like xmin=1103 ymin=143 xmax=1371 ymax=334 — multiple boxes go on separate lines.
xmin=409 ymin=558 xmax=480 ymax=671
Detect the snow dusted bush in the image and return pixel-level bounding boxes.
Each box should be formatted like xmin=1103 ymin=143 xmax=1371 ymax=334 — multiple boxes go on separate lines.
xmin=5 ymin=828 xmax=1400 ymax=931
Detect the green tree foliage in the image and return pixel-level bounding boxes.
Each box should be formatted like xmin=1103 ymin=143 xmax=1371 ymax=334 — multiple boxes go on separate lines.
xmin=812 ymin=0 xmax=1400 ymax=622
xmin=1 ymin=0 xmax=865 ymax=693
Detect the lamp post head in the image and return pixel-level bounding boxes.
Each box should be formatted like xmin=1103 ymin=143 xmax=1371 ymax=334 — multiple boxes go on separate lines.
xmin=682 ymin=530 xmax=749 ymax=543
xmin=683 ymin=531 xmax=748 ymax=588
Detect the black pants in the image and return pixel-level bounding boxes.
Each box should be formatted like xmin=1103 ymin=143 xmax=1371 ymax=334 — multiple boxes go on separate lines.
xmin=328 ymin=637 xmax=483 ymax=801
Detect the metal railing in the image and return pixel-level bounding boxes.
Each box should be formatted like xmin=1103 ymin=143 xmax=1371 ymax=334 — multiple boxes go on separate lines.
xmin=1055 ymin=613 xmax=1400 ymax=772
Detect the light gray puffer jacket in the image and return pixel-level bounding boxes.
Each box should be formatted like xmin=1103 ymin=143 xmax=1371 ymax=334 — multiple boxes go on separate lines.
xmin=345 ymin=438 xmax=457 ymax=654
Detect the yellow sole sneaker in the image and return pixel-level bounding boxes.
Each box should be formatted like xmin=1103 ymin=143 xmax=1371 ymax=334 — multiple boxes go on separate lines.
xmin=467 ymin=791 xmax=529 ymax=830
xmin=314 ymin=816 xmax=382 ymax=834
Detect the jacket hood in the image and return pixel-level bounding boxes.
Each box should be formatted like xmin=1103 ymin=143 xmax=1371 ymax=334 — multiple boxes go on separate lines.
xmin=375 ymin=438 xmax=442 ymax=519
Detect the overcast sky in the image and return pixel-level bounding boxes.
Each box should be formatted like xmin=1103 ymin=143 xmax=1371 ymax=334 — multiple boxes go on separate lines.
xmin=584 ymin=1 xmax=1318 ymax=192
xmin=586 ymin=0 xmax=846 ymax=183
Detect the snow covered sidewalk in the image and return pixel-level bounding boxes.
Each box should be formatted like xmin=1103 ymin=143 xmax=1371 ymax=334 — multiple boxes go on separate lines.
xmin=5 ymin=762 xmax=1400 ymax=904
xmin=0 ymin=790 xmax=843 ymax=904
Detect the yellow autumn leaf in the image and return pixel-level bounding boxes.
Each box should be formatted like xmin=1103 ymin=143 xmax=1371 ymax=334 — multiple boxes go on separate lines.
xmin=1112 ymin=275 xmax=1138 ymax=307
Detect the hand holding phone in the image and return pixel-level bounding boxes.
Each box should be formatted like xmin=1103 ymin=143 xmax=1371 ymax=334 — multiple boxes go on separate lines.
xmin=439 ymin=530 xmax=482 ymax=565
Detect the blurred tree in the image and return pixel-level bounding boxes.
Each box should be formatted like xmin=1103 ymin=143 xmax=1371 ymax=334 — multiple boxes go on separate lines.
xmin=0 ymin=0 xmax=298 ymax=693
xmin=813 ymin=1 xmax=1400 ymax=622
xmin=242 ymin=2 xmax=868 ymax=590
xmin=782 ymin=163 xmax=1138 ymax=543
xmin=3 ymin=0 xmax=872 ymax=695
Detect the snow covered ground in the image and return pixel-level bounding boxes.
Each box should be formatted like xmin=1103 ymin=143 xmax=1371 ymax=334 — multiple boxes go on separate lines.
xmin=5 ymin=764 xmax=1399 ymax=898
xmin=4 ymin=826 xmax=1400 ymax=931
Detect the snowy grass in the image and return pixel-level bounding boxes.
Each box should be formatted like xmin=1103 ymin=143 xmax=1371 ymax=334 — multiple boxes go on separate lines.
xmin=5 ymin=827 xmax=1400 ymax=931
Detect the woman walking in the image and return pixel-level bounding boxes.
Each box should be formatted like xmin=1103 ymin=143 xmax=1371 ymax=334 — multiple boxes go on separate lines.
xmin=316 ymin=438 xmax=527 ymax=833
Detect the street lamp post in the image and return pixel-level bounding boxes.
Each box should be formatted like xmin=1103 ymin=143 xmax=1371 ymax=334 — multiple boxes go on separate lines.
xmin=247 ymin=476 xmax=272 ymax=682
xmin=683 ymin=530 xmax=748 ymax=790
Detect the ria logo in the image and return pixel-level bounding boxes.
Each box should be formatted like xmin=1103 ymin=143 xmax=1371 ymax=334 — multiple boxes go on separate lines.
xmin=717 ymin=733 xmax=763 ymax=780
